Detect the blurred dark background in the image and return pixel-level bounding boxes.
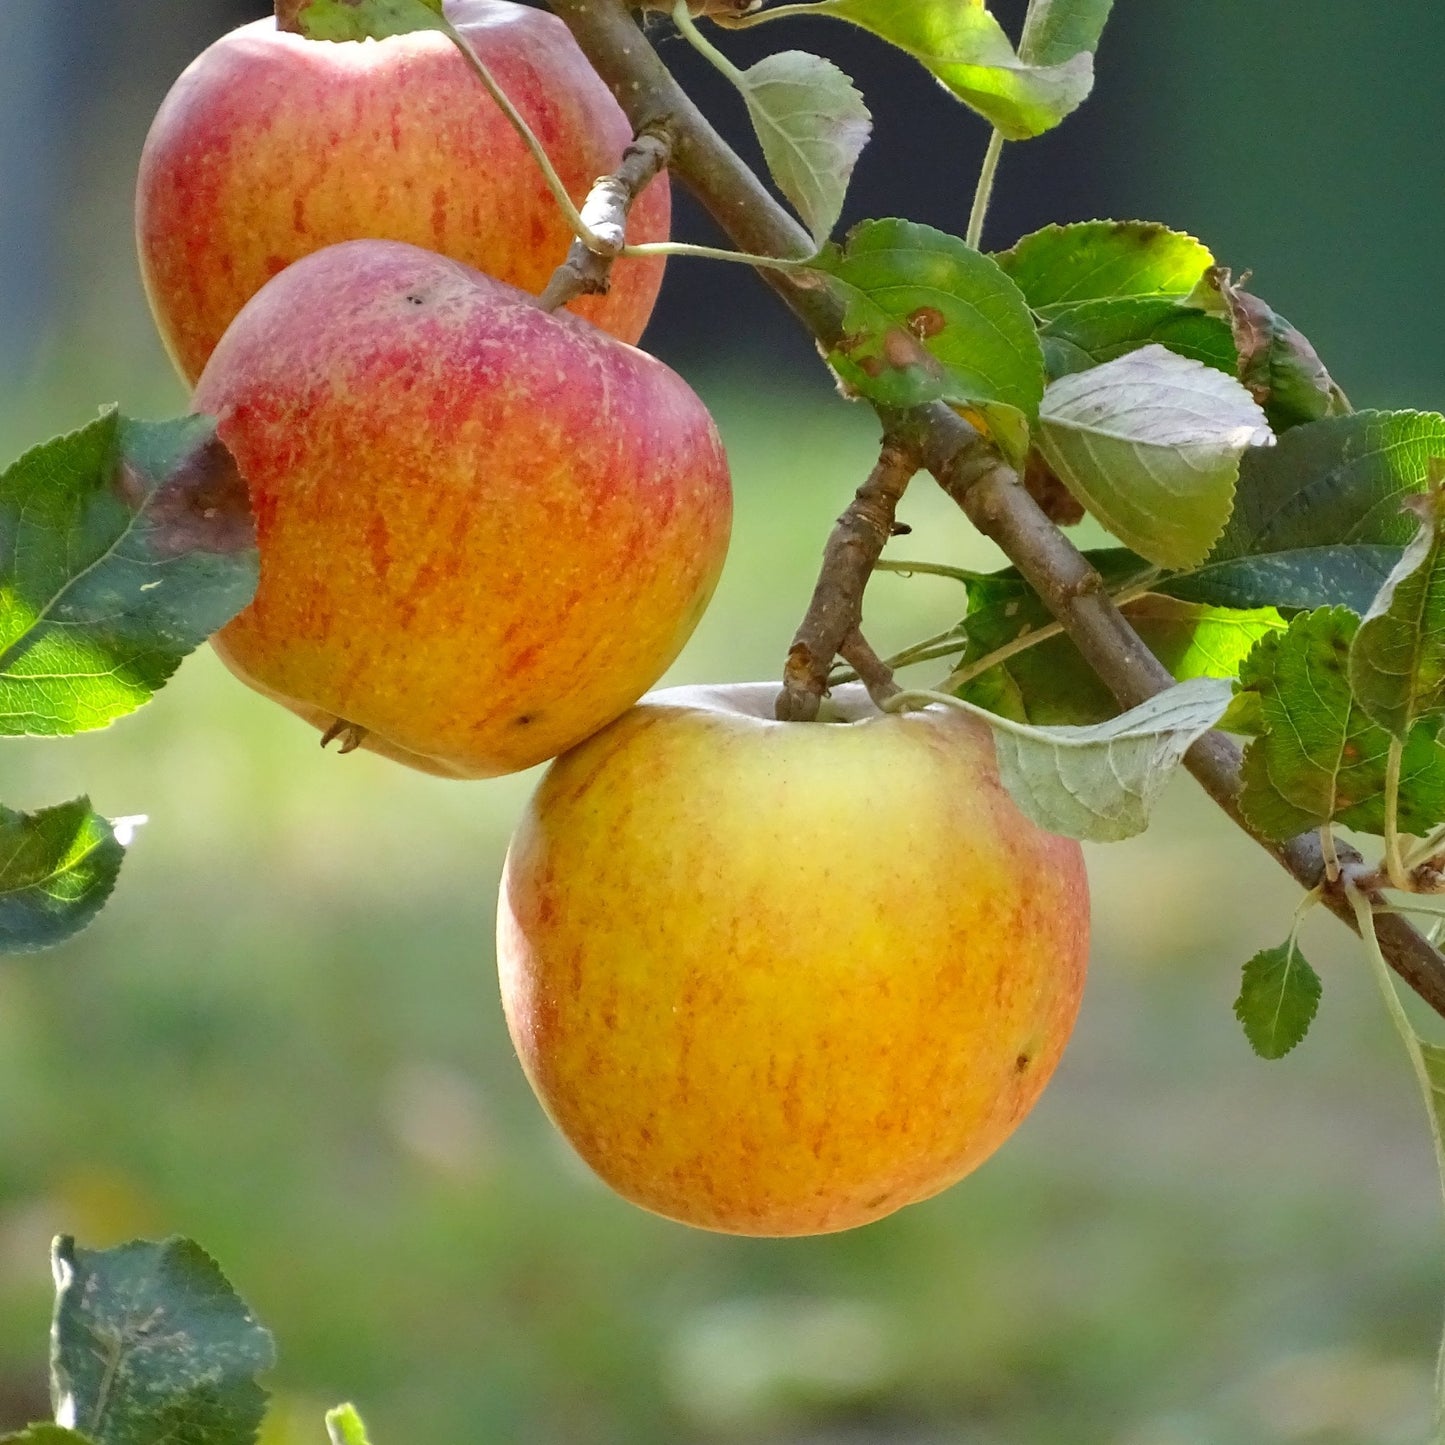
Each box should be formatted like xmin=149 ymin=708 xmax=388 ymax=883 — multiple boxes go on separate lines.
xmin=3 ymin=4 xmax=1445 ymax=1444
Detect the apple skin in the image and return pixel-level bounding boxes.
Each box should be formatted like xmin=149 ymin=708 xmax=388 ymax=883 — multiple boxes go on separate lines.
xmin=192 ymin=238 xmax=731 ymax=779
xmin=136 ymin=0 xmax=669 ymax=384
xmin=497 ymin=682 xmax=1090 ymax=1235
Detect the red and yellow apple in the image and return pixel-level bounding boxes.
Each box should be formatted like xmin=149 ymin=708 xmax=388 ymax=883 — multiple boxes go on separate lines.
xmin=137 ymin=0 xmax=669 ymax=383
xmin=192 ymin=238 xmax=731 ymax=778
xmin=497 ymin=683 xmax=1090 ymax=1235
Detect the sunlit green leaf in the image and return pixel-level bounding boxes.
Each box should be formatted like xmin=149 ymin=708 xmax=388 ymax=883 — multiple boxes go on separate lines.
xmin=779 ymin=0 xmax=1097 ymax=139
xmin=0 ymin=409 xmax=257 ymax=737
xmin=1234 ymin=938 xmax=1322 ymax=1059
xmin=734 ymin=51 xmax=870 ymax=244
xmin=291 ymin=0 xmax=445 ymax=41
xmin=813 ymin=219 xmax=1043 ymax=448
xmin=996 ymin=220 xmax=1213 ymax=315
xmin=958 ymin=594 xmax=1284 ymax=726
xmin=51 ymin=1236 xmax=275 ymax=1445
xmin=325 ymin=1406 xmax=374 ymax=1445
xmin=1349 ymin=467 xmax=1445 ymax=739
xmin=1236 ymin=607 xmax=1445 ymax=839
xmin=1036 ymin=344 xmax=1272 ymax=569
xmin=0 ymin=800 xmax=133 ymax=955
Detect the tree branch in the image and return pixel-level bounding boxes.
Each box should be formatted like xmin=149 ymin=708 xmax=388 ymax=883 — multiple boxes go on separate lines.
xmin=537 ymin=125 xmax=674 ymax=313
xmin=777 ymin=440 xmax=917 ymax=722
xmin=546 ymin=0 xmax=1445 ymax=1019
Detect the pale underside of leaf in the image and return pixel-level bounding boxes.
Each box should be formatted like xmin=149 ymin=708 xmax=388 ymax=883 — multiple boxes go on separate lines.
xmin=1038 ymin=344 xmax=1273 ymax=569
xmin=912 ymin=675 xmax=1233 ymax=841
xmin=740 ymin=51 xmax=871 ymax=244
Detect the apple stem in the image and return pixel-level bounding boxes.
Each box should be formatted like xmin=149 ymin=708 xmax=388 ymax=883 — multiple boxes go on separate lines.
xmin=538 ymin=127 xmax=674 ymax=314
xmin=775 ymin=439 xmax=918 ymax=723
xmin=438 ymin=19 xmax=605 ymax=253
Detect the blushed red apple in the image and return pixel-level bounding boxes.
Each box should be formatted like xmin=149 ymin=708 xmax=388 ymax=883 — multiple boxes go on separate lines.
xmin=137 ymin=0 xmax=669 ymax=383
xmin=498 ymin=683 xmax=1090 ymax=1235
xmin=192 ymin=239 xmax=731 ymax=778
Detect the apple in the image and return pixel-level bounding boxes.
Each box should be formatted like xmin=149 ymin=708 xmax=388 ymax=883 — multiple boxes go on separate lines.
xmin=137 ymin=0 xmax=670 ymax=384
xmin=192 ymin=238 xmax=731 ymax=779
xmin=497 ymin=682 xmax=1090 ymax=1235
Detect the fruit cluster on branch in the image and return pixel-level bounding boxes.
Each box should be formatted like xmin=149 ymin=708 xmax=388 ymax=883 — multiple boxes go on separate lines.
xmin=548 ymin=0 xmax=1445 ymax=1018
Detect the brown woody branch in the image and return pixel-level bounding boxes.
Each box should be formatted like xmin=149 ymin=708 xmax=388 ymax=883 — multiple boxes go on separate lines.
xmin=777 ymin=441 xmax=918 ymax=721
xmin=537 ymin=126 xmax=674 ymax=314
xmin=547 ymin=0 xmax=1445 ymax=1019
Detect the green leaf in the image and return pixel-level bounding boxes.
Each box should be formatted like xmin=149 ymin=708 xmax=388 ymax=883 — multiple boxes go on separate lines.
xmin=1018 ymin=0 xmax=1114 ymax=67
xmin=919 ymin=676 xmax=1233 ymax=841
xmin=995 ymin=220 xmax=1214 ymax=315
xmin=325 ymin=1406 xmax=374 ymax=1445
xmin=813 ymin=219 xmax=1044 ymax=448
xmin=1349 ymin=467 xmax=1445 ymax=739
xmin=0 ymin=800 xmax=133 ymax=955
xmin=1169 ymin=410 xmax=1445 ymax=613
xmin=0 ymin=409 xmax=257 ymax=737
xmin=1236 ymin=607 xmax=1445 ymax=839
xmin=1234 ymin=938 xmax=1322 ymax=1059
xmin=1040 ymin=299 xmax=1236 ymax=381
xmin=1164 ymin=545 xmax=1402 ymax=616
xmin=959 ymin=594 xmax=1285 ymax=726
xmin=0 ymin=1428 xmax=97 ymax=1444
xmin=1036 ymin=344 xmax=1272 ymax=569
xmin=1216 ymin=410 xmax=1445 ymax=557
xmin=790 ymin=0 xmax=1097 ymax=139
xmin=50 ymin=1236 xmax=275 ymax=1445
xmin=1191 ymin=268 xmax=1349 ymax=433
xmin=1421 ymin=1042 xmax=1445 ymax=1150
xmin=292 ymin=0 xmax=445 ymax=41
xmin=734 ymin=51 xmax=871 ymax=245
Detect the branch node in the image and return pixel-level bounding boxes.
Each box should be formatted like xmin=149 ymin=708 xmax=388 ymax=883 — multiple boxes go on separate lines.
xmin=537 ymin=124 xmax=673 ymax=314
xmin=774 ymin=438 xmax=919 ymax=722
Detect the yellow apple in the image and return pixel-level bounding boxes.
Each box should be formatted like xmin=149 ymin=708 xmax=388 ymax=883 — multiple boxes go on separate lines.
xmin=497 ymin=682 xmax=1090 ymax=1235
xmin=193 ymin=239 xmax=731 ymax=778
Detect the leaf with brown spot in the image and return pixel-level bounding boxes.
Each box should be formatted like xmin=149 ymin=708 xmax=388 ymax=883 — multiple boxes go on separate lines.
xmin=811 ymin=218 xmax=1044 ymax=457
xmin=1191 ymin=267 xmax=1350 ymax=433
xmin=0 ymin=408 xmax=258 ymax=736
xmin=1236 ymin=607 xmax=1445 ymax=838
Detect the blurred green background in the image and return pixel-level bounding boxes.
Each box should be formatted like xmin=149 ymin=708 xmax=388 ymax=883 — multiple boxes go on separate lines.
xmin=4 ymin=3 xmax=1445 ymax=1443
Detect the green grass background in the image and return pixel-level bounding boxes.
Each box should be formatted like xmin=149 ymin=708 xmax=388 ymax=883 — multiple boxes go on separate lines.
xmin=4 ymin=2 xmax=1445 ymax=1442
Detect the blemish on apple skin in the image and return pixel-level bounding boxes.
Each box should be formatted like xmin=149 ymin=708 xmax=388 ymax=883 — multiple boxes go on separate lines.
xmin=1015 ymin=1053 xmax=1031 ymax=1073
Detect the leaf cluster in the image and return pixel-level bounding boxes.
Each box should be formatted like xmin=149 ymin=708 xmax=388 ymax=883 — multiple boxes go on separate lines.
xmin=0 ymin=411 xmax=259 ymax=954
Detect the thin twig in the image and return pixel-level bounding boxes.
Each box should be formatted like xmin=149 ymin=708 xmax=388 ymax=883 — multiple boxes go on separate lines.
xmin=547 ymin=0 xmax=1445 ymax=1022
xmin=538 ymin=127 xmax=674 ymax=313
xmin=839 ymin=630 xmax=901 ymax=710
xmin=776 ymin=439 xmax=918 ymax=721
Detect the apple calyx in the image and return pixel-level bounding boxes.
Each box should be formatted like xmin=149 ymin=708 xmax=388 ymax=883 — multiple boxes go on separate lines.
xmin=319 ymin=718 xmax=369 ymax=754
